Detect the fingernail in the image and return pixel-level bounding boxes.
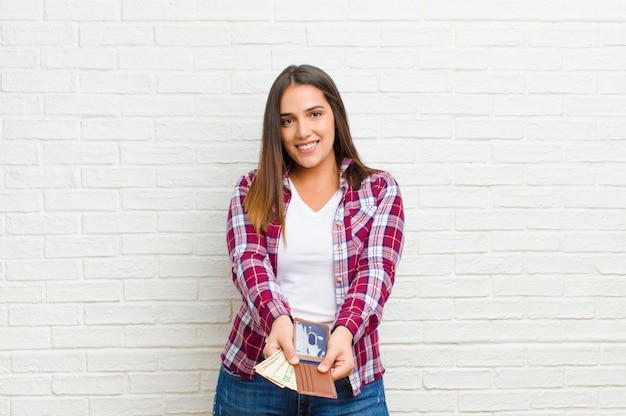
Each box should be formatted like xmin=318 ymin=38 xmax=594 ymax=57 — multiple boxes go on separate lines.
xmin=318 ymin=364 xmax=327 ymax=372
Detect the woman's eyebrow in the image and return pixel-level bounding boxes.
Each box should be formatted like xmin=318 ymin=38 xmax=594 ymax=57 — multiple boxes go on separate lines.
xmin=280 ymin=105 xmax=326 ymax=117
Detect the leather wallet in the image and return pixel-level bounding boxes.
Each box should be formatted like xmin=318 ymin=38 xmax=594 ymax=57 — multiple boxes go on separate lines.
xmin=293 ymin=318 xmax=338 ymax=399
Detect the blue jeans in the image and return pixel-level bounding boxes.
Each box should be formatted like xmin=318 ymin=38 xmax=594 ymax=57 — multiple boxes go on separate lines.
xmin=213 ymin=364 xmax=389 ymax=416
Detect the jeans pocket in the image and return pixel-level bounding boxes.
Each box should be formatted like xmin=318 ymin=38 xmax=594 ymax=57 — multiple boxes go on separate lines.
xmin=221 ymin=363 xmax=243 ymax=380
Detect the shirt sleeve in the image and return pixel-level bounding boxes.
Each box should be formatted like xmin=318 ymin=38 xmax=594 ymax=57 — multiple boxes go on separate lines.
xmin=226 ymin=173 xmax=291 ymax=335
xmin=334 ymin=172 xmax=405 ymax=343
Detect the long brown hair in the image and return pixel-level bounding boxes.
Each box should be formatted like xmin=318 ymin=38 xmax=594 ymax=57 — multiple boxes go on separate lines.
xmin=244 ymin=64 xmax=374 ymax=233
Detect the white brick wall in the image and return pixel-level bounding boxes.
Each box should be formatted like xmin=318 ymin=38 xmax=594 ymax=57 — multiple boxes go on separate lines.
xmin=1 ymin=1 xmax=626 ymax=415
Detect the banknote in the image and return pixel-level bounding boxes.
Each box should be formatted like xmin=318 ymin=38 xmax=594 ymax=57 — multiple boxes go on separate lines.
xmin=254 ymin=350 xmax=297 ymax=391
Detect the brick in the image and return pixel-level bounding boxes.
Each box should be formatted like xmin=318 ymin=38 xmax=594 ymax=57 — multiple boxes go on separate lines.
xmin=456 ymin=72 xmax=525 ymax=93
xmin=42 ymin=48 xmax=115 ymax=70
xmin=3 ymin=70 xmax=75 ymax=93
xmin=419 ymin=188 xmax=489 ymax=209
xmin=456 ymin=165 xmax=524 ymax=186
xmin=124 ymin=326 xmax=196 ymax=347
xmin=420 ymin=142 xmax=489 ymax=163
xmin=6 ymin=213 xmax=79 ymax=235
xmin=124 ymin=280 xmax=197 ymax=301
xmin=89 ymin=397 xmax=161 ymax=416
xmin=47 ymin=282 xmax=121 ymax=303
xmin=45 ymin=0 xmax=119 ymax=21
xmin=157 ymin=212 xmax=224 ymax=233
xmin=196 ymin=47 xmax=270 ymax=70
xmin=0 ymin=237 xmax=42 ymax=259
xmin=45 ymin=236 xmax=120 ymax=258
xmin=381 ymin=71 xmax=452 ymax=93
xmin=232 ymin=23 xmax=303 ymax=45
xmin=419 ymin=48 xmax=488 ymax=70
xmin=79 ymin=24 xmax=153 ymax=46
xmin=4 ymin=118 xmax=79 ymax=140
xmin=274 ymin=1 xmax=346 ymax=21
xmin=385 ymin=299 xmax=451 ymax=321
xmin=121 ymin=95 xmax=195 ymax=117
xmin=494 ymin=0 xmax=565 ymax=20
xmin=382 ymin=24 xmax=451 ymax=48
xmin=83 ymin=257 xmax=156 ymax=279
xmin=120 ymin=145 xmax=194 ymax=165
xmin=0 ymin=143 xmax=40 ymax=165
xmin=530 ymin=25 xmax=599 ymax=47
xmin=0 ymin=285 xmax=42 ymax=303
xmin=455 ymin=118 xmax=524 ymax=140
xmin=118 ymin=47 xmax=193 ymax=70
xmin=459 ymin=391 xmax=528 ymax=412
xmin=529 ymin=390 xmax=597 ymax=409
xmin=81 ymin=119 xmax=153 ymax=141
xmin=157 ymin=73 xmax=228 ymax=94
xmin=9 ymin=305 xmax=82 ymax=326
xmin=0 ymin=328 xmax=50 ymax=351
xmin=1 ymin=23 xmax=75 ymax=46
xmin=52 ymin=327 xmax=123 ymax=348
xmin=0 ymin=95 xmax=40 ymax=115
xmin=0 ymin=50 xmax=38 ymax=68
xmin=424 ymin=369 xmax=492 ymax=389
xmin=456 ymin=253 xmax=525 ymax=275
xmin=455 ymin=299 xmax=525 ymax=320
xmin=83 ymin=213 xmax=156 ymax=234
xmin=80 ymin=73 xmax=152 ymax=94
xmin=307 ymin=25 xmax=379 ymax=47
xmin=493 ymin=48 xmax=563 ymax=70
xmin=493 ymin=274 xmax=565 ymax=297
xmin=457 ymin=344 xmax=526 ymax=367
xmin=423 ymin=321 xmax=491 ymax=343
xmin=0 ymin=376 xmax=50 ymax=396
xmin=12 ymin=352 xmax=84 ymax=373
xmin=493 ymin=144 xmax=561 ymax=163
xmin=11 ymin=399 xmax=87 ymax=416
xmin=44 ymin=94 xmax=119 ymax=116
xmin=0 ymin=0 xmax=43 ymax=20
xmin=159 ymin=257 xmax=224 ymax=277
xmin=425 ymin=0 xmax=492 ymax=20
xmin=492 ymin=231 xmax=560 ymax=252
xmin=121 ymin=190 xmax=195 ymax=210
xmin=82 ymin=167 xmax=154 ymax=189
xmin=121 ymin=0 xmax=198 ymax=21
xmin=420 ymin=94 xmax=492 ymax=115
xmin=155 ymin=25 xmax=230 ymax=46
xmin=156 ymin=120 xmax=230 ymax=141
xmin=456 ymin=24 xmax=525 ymax=46
xmin=419 ymin=232 xmax=489 ymax=254
xmin=7 ymin=260 xmax=81 ymax=281
xmin=158 ymin=303 xmax=231 ymax=324
xmin=5 ymin=167 xmax=79 ymax=189
xmin=122 ymin=235 xmax=192 ymax=255
xmin=52 ymin=375 xmax=124 ymax=395
xmin=44 ymin=191 xmax=119 ymax=211
xmin=84 ymin=305 xmax=156 ymax=325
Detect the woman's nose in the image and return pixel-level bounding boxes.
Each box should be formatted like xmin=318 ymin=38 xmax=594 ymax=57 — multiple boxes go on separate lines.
xmin=297 ymin=120 xmax=311 ymax=139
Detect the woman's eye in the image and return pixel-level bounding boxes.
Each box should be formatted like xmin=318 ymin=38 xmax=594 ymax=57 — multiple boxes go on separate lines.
xmin=311 ymin=111 xmax=321 ymax=118
xmin=281 ymin=119 xmax=293 ymax=126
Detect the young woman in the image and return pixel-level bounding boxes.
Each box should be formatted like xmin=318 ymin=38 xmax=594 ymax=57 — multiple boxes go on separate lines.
xmin=213 ymin=64 xmax=404 ymax=416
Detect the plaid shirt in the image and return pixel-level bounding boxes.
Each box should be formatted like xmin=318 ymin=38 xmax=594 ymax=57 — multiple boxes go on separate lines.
xmin=221 ymin=158 xmax=405 ymax=396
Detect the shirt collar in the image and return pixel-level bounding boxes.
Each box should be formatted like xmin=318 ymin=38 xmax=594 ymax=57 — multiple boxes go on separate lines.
xmin=283 ymin=157 xmax=354 ymax=191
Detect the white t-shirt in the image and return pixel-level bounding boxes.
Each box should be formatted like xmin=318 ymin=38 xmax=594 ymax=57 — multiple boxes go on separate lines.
xmin=277 ymin=179 xmax=342 ymax=325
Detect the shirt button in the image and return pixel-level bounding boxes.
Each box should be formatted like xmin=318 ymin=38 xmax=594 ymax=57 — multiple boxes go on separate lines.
xmin=336 ymin=277 xmax=342 ymax=283
xmin=337 ymin=244 xmax=342 ymax=250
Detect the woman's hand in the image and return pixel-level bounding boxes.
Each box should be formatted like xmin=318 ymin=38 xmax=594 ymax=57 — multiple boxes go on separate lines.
xmin=317 ymin=325 xmax=355 ymax=380
xmin=263 ymin=314 xmax=299 ymax=365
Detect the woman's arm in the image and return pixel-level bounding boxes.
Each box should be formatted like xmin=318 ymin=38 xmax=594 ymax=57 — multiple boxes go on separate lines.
xmin=226 ymin=174 xmax=291 ymax=337
xmin=334 ymin=172 xmax=405 ymax=344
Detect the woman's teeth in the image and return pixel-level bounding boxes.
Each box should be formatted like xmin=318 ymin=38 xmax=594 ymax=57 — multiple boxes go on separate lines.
xmin=298 ymin=142 xmax=317 ymax=150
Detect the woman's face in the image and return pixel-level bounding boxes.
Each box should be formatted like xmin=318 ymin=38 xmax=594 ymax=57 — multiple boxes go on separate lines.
xmin=279 ymin=84 xmax=336 ymax=175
